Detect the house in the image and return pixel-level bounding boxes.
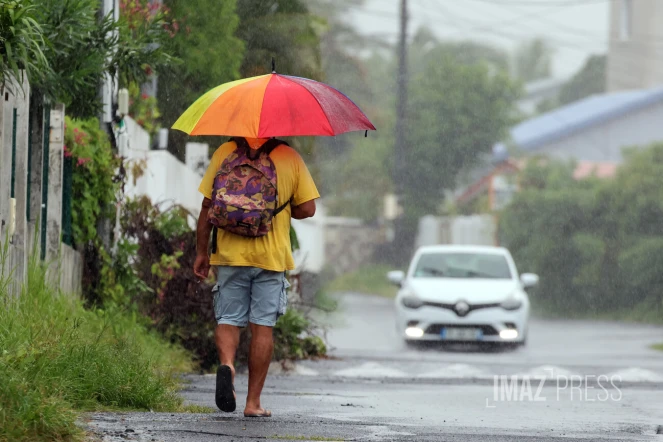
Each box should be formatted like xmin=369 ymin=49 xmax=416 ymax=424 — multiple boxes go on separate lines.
xmin=457 ymin=86 xmax=663 ymax=210
xmin=607 ymin=0 xmax=663 ymax=92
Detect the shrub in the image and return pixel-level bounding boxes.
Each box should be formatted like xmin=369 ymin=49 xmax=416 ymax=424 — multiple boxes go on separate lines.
xmin=0 ymin=243 xmax=191 ymax=442
xmin=119 ymin=196 xmax=330 ymax=370
xmin=499 ymin=144 xmax=663 ymax=321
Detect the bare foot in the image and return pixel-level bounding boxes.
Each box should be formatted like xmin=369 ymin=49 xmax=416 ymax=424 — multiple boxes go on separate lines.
xmin=244 ymin=406 xmax=272 ymax=417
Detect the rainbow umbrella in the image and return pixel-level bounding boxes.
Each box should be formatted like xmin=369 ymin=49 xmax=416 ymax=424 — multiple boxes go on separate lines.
xmin=171 ymin=73 xmax=375 ymax=138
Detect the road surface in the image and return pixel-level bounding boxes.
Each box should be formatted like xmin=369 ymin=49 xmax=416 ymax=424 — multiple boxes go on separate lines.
xmin=87 ymin=293 xmax=663 ymax=441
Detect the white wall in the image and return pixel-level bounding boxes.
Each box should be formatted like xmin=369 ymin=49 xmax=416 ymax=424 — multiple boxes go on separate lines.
xmin=416 ymin=215 xmax=497 ymax=249
xmin=536 ymin=101 xmax=663 ymax=162
xmin=120 ymin=117 xmax=203 ymax=225
xmin=291 ymin=203 xmax=327 ymax=274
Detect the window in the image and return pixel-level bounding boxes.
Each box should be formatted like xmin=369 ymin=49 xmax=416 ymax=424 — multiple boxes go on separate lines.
xmin=413 ymin=252 xmax=513 ymax=280
xmin=620 ymin=0 xmax=633 ymax=41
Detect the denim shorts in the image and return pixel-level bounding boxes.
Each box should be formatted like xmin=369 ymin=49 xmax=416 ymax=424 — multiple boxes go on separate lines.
xmin=212 ymin=266 xmax=290 ymax=327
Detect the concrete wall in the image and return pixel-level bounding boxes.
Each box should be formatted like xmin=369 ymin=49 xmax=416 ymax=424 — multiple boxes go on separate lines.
xmin=292 ymin=204 xmax=326 ymax=274
xmin=534 ymin=101 xmax=663 ymax=162
xmin=324 ymin=217 xmax=385 ymax=277
xmin=416 ymin=215 xmax=498 ymax=250
xmin=607 ymin=0 xmax=663 ymax=91
xmin=121 ymin=117 xmax=204 ymax=223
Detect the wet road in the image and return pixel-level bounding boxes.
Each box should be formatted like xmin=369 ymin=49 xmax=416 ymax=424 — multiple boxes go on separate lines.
xmin=306 ymin=293 xmax=663 ymax=381
xmin=87 ymin=293 xmax=663 ymax=441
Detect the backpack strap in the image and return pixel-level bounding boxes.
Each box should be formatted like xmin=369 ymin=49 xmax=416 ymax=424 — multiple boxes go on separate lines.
xmin=259 ymin=138 xmax=290 ymax=216
xmin=259 ymin=138 xmax=289 ymax=156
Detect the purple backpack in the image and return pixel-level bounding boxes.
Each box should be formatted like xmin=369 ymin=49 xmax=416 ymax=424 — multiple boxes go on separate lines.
xmin=208 ymin=137 xmax=289 ymax=248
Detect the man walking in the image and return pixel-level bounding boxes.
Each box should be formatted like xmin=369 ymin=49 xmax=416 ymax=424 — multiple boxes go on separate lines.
xmin=194 ymin=136 xmax=319 ymax=417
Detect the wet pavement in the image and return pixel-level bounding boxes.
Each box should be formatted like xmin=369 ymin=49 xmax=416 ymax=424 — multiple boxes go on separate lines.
xmin=86 ymin=293 xmax=663 ymax=441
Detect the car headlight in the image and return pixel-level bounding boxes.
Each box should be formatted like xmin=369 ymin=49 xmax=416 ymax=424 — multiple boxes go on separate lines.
xmin=401 ymin=295 xmax=423 ymax=309
xmin=500 ymin=297 xmax=523 ymax=311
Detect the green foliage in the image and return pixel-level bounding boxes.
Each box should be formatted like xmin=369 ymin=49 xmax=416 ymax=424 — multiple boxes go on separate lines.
xmin=536 ymin=54 xmax=607 ymax=114
xmin=0 ymin=0 xmax=48 ymax=88
xmin=405 ymin=51 xmax=520 ymax=217
xmin=128 ymin=82 xmax=161 ymax=136
xmin=26 ymin=0 xmax=178 ymax=119
xmin=558 ymin=55 xmax=606 ymax=106
xmin=114 ymin=0 xmax=180 ymax=88
xmin=325 ymin=264 xmax=399 ymax=298
xmin=513 ymin=37 xmax=553 ymax=83
xmin=273 ymin=309 xmax=326 ymax=360
xmin=500 ymin=144 xmax=663 ymax=319
xmin=236 ymin=0 xmax=323 ymax=80
xmin=31 ymin=0 xmax=112 ymax=118
xmin=0 ymin=244 xmax=191 ymax=442
xmin=158 ymin=0 xmax=244 ymax=157
xmin=64 ymin=116 xmax=120 ymax=246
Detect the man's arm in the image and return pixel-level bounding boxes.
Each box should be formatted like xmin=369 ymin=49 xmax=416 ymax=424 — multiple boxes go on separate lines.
xmin=291 ymin=199 xmax=316 ymax=220
xmin=193 ymin=198 xmax=213 ymax=279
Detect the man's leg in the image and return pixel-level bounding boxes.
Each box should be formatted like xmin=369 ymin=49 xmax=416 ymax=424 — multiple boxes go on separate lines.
xmin=245 ymin=323 xmax=273 ymax=415
xmin=215 ymin=324 xmax=240 ymax=382
xmin=245 ymin=269 xmax=284 ymax=416
xmin=213 ymin=266 xmax=252 ymax=412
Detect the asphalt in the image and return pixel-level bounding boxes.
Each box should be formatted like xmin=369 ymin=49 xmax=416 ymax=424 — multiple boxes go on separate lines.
xmin=86 ymin=293 xmax=663 ymax=441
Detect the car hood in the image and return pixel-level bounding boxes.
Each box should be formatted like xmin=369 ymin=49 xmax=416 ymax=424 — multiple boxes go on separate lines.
xmin=405 ymin=278 xmax=520 ymax=304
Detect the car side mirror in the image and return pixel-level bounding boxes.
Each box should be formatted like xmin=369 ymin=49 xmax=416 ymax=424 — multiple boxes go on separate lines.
xmin=520 ymin=273 xmax=539 ymax=288
xmin=387 ymin=270 xmax=405 ymax=287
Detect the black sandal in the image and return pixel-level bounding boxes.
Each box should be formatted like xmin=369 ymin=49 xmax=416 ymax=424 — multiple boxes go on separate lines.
xmin=215 ymin=365 xmax=236 ymax=412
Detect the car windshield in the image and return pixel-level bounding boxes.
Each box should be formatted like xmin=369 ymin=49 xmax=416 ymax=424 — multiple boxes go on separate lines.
xmin=413 ymin=252 xmax=512 ymax=279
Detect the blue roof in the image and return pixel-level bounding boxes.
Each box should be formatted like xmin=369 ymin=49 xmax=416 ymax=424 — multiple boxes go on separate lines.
xmin=493 ymin=86 xmax=663 ymax=161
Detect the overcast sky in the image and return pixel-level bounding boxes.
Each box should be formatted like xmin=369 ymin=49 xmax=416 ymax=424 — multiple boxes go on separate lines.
xmin=346 ymin=0 xmax=610 ymax=79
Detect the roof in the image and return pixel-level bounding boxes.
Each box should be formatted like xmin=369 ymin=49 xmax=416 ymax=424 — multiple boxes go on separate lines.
xmin=416 ymin=245 xmax=508 ymax=255
xmin=494 ymin=86 xmax=663 ymax=161
xmin=573 ymin=161 xmax=618 ymax=179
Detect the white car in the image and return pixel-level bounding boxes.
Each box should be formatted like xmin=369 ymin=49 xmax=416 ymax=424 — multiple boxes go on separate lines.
xmin=388 ymin=245 xmax=538 ymax=347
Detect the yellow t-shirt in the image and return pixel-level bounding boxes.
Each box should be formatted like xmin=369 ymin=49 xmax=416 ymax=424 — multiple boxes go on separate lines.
xmin=198 ymin=139 xmax=320 ymax=272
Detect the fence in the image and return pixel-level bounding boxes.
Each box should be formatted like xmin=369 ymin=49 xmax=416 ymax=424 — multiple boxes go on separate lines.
xmin=415 ymin=214 xmax=498 ymax=249
xmin=0 ymin=73 xmax=81 ymax=295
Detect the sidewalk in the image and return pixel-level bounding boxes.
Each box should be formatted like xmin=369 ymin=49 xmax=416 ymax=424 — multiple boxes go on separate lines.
xmin=85 ymin=372 xmax=663 ymax=441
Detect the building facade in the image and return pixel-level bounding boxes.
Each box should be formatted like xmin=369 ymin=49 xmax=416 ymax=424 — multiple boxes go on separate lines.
xmin=607 ymin=0 xmax=663 ymax=91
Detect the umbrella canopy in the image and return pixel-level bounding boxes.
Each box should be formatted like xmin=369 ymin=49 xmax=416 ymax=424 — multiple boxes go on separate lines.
xmin=171 ymin=73 xmax=375 ymax=138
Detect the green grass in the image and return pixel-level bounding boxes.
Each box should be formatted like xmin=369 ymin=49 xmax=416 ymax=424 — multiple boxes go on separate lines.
xmin=325 ymin=265 xmax=399 ymax=298
xmin=651 ymin=343 xmax=663 ymax=352
xmin=0 ymin=243 xmax=194 ymax=441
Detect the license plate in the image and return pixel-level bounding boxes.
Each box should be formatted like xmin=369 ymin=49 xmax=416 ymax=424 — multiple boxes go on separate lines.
xmin=441 ymin=327 xmax=482 ymax=341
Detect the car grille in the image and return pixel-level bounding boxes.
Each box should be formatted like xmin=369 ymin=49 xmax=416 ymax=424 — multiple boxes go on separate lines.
xmin=425 ymin=324 xmax=499 ymax=336
xmin=422 ymin=301 xmax=501 ymax=317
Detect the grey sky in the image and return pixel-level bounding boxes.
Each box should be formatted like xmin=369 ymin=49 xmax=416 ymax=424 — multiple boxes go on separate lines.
xmin=347 ymin=0 xmax=610 ymax=79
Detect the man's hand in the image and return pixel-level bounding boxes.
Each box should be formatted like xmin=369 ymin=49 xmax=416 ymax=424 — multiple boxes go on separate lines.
xmin=193 ymin=254 xmax=211 ymax=280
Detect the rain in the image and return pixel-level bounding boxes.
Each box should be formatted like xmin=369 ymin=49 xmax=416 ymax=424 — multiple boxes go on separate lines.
xmin=1 ymin=0 xmax=662 ymax=440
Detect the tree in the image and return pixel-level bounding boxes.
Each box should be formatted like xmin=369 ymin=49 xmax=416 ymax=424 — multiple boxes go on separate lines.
xmin=500 ymin=144 xmax=663 ymax=319
xmin=558 ymin=54 xmax=606 ymax=106
xmin=158 ymin=0 xmax=244 ymax=157
xmin=513 ymin=37 xmax=553 ymax=83
xmin=236 ymin=0 xmax=323 ymax=80
xmin=405 ymin=52 xmax=520 ymax=217
xmin=0 ymin=0 xmax=48 ymax=88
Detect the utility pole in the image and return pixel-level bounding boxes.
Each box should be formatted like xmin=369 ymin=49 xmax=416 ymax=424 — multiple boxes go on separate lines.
xmin=394 ymin=0 xmax=408 ymax=198
xmin=389 ymin=0 xmax=409 ymax=263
